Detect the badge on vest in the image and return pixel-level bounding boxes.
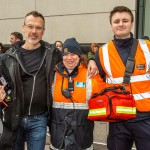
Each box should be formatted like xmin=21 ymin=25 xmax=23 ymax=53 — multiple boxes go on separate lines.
xmin=76 ymin=82 xmax=86 ymax=88
xmin=136 ymin=64 xmax=145 ymax=70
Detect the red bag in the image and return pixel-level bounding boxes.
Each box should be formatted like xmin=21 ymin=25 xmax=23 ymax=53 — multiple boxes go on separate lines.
xmin=88 ymin=86 xmax=136 ymax=122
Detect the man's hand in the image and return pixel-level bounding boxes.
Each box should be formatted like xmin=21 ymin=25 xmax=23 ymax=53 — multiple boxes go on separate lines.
xmin=88 ymin=60 xmax=99 ymax=78
xmin=0 ymin=86 xmax=6 ymax=103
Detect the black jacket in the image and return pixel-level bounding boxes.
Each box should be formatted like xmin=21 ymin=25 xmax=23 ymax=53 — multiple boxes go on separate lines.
xmin=0 ymin=40 xmax=61 ymax=150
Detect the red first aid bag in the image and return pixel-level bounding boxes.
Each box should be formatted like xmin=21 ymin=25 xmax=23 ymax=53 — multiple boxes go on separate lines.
xmin=88 ymin=86 xmax=136 ymax=122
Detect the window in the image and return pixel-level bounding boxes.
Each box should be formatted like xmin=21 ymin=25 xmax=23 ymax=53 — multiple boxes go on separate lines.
xmin=136 ymin=0 xmax=150 ymax=39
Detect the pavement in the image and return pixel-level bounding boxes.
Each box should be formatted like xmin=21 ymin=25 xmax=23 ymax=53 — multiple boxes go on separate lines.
xmin=44 ymin=143 xmax=107 ymax=150
xmin=44 ymin=140 xmax=107 ymax=150
xmin=0 ymin=124 xmax=136 ymax=150
xmin=1 ymin=121 xmax=107 ymax=150
xmin=41 ymin=135 xmax=136 ymax=150
xmin=25 ymin=135 xmax=108 ymax=150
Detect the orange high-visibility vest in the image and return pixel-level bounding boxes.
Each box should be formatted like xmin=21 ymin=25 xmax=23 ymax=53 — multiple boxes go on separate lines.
xmin=52 ymin=64 xmax=103 ymax=109
xmin=99 ymin=39 xmax=150 ymax=112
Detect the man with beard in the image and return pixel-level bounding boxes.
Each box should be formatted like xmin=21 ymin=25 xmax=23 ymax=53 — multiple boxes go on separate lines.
xmin=0 ymin=11 xmax=61 ymax=150
xmin=0 ymin=11 xmax=98 ymax=150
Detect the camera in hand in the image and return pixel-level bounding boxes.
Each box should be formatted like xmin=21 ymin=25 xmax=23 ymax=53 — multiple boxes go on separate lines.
xmin=0 ymin=75 xmax=12 ymax=105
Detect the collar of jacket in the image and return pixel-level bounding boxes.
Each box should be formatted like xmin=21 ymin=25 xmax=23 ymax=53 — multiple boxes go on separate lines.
xmin=113 ymin=32 xmax=133 ymax=49
xmin=6 ymin=40 xmax=49 ymax=57
xmin=54 ymin=61 xmax=82 ymax=78
xmin=5 ymin=40 xmax=50 ymax=74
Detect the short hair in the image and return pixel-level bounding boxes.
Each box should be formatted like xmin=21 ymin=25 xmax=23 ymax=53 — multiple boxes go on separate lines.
xmin=143 ymin=36 xmax=150 ymax=40
xmin=0 ymin=42 xmax=6 ymax=53
xmin=11 ymin=32 xmax=23 ymax=41
xmin=109 ymin=6 xmax=134 ymax=24
xmin=24 ymin=11 xmax=45 ymax=27
xmin=90 ymin=43 xmax=99 ymax=52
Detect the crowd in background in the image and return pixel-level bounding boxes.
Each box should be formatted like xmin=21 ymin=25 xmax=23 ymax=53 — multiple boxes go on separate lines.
xmin=1 ymin=35 xmax=101 ymax=61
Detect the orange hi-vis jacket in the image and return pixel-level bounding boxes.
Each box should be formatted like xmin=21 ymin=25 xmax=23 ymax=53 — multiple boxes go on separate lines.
xmin=50 ymin=63 xmax=104 ymax=149
xmin=52 ymin=64 xmax=103 ymax=108
xmin=99 ymin=39 xmax=150 ymax=112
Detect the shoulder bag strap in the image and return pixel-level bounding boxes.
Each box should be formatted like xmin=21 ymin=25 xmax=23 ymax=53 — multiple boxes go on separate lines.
xmin=123 ymin=39 xmax=139 ymax=84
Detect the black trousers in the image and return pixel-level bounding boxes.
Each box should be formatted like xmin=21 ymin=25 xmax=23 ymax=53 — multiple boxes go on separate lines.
xmin=107 ymin=118 xmax=150 ymax=150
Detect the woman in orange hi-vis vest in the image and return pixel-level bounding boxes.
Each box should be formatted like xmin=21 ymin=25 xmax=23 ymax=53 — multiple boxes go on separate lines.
xmin=49 ymin=38 xmax=104 ymax=150
xmin=95 ymin=6 xmax=150 ymax=150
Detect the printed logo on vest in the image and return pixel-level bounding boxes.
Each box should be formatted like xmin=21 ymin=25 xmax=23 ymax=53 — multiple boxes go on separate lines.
xmin=76 ymin=82 xmax=86 ymax=88
xmin=136 ymin=64 xmax=145 ymax=70
xmin=64 ymin=48 xmax=69 ymax=53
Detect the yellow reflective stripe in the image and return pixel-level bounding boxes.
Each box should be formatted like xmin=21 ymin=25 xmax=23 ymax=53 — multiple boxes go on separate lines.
xmin=88 ymin=108 xmax=106 ymax=116
xmin=116 ymin=106 xmax=136 ymax=114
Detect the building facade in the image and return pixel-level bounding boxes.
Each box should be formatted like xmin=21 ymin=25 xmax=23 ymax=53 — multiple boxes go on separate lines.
xmin=0 ymin=0 xmax=136 ymax=44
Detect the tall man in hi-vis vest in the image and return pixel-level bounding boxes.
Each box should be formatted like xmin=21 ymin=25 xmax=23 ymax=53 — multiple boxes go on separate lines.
xmin=95 ymin=6 xmax=150 ymax=150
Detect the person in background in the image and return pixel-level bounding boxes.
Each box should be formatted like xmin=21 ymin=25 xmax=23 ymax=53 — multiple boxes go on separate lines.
xmin=0 ymin=42 xmax=6 ymax=54
xmin=52 ymin=41 xmax=63 ymax=62
xmin=50 ymin=38 xmax=103 ymax=150
xmin=10 ymin=32 xmax=23 ymax=45
xmin=87 ymin=43 xmax=99 ymax=59
xmin=95 ymin=6 xmax=150 ymax=150
xmin=0 ymin=11 xmax=62 ymax=150
xmin=54 ymin=40 xmax=63 ymax=51
xmin=142 ymin=35 xmax=150 ymax=40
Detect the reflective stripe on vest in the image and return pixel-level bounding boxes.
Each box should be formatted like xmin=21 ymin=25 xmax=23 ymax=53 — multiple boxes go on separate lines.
xmin=52 ymin=72 xmax=92 ymax=109
xmin=53 ymin=102 xmax=88 ymax=109
xmin=138 ymin=39 xmax=150 ymax=72
xmin=106 ymin=73 xmax=150 ymax=84
xmin=86 ymin=73 xmax=92 ymax=101
xmin=52 ymin=74 xmax=56 ymax=98
xmin=133 ymin=91 xmax=150 ymax=100
xmin=102 ymin=44 xmax=112 ymax=77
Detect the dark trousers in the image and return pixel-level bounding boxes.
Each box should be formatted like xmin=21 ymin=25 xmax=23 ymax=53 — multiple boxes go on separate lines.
xmin=107 ymin=118 xmax=150 ymax=150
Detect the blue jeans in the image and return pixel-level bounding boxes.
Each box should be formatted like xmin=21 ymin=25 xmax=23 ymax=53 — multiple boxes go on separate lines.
xmin=14 ymin=112 xmax=47 ymax=150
